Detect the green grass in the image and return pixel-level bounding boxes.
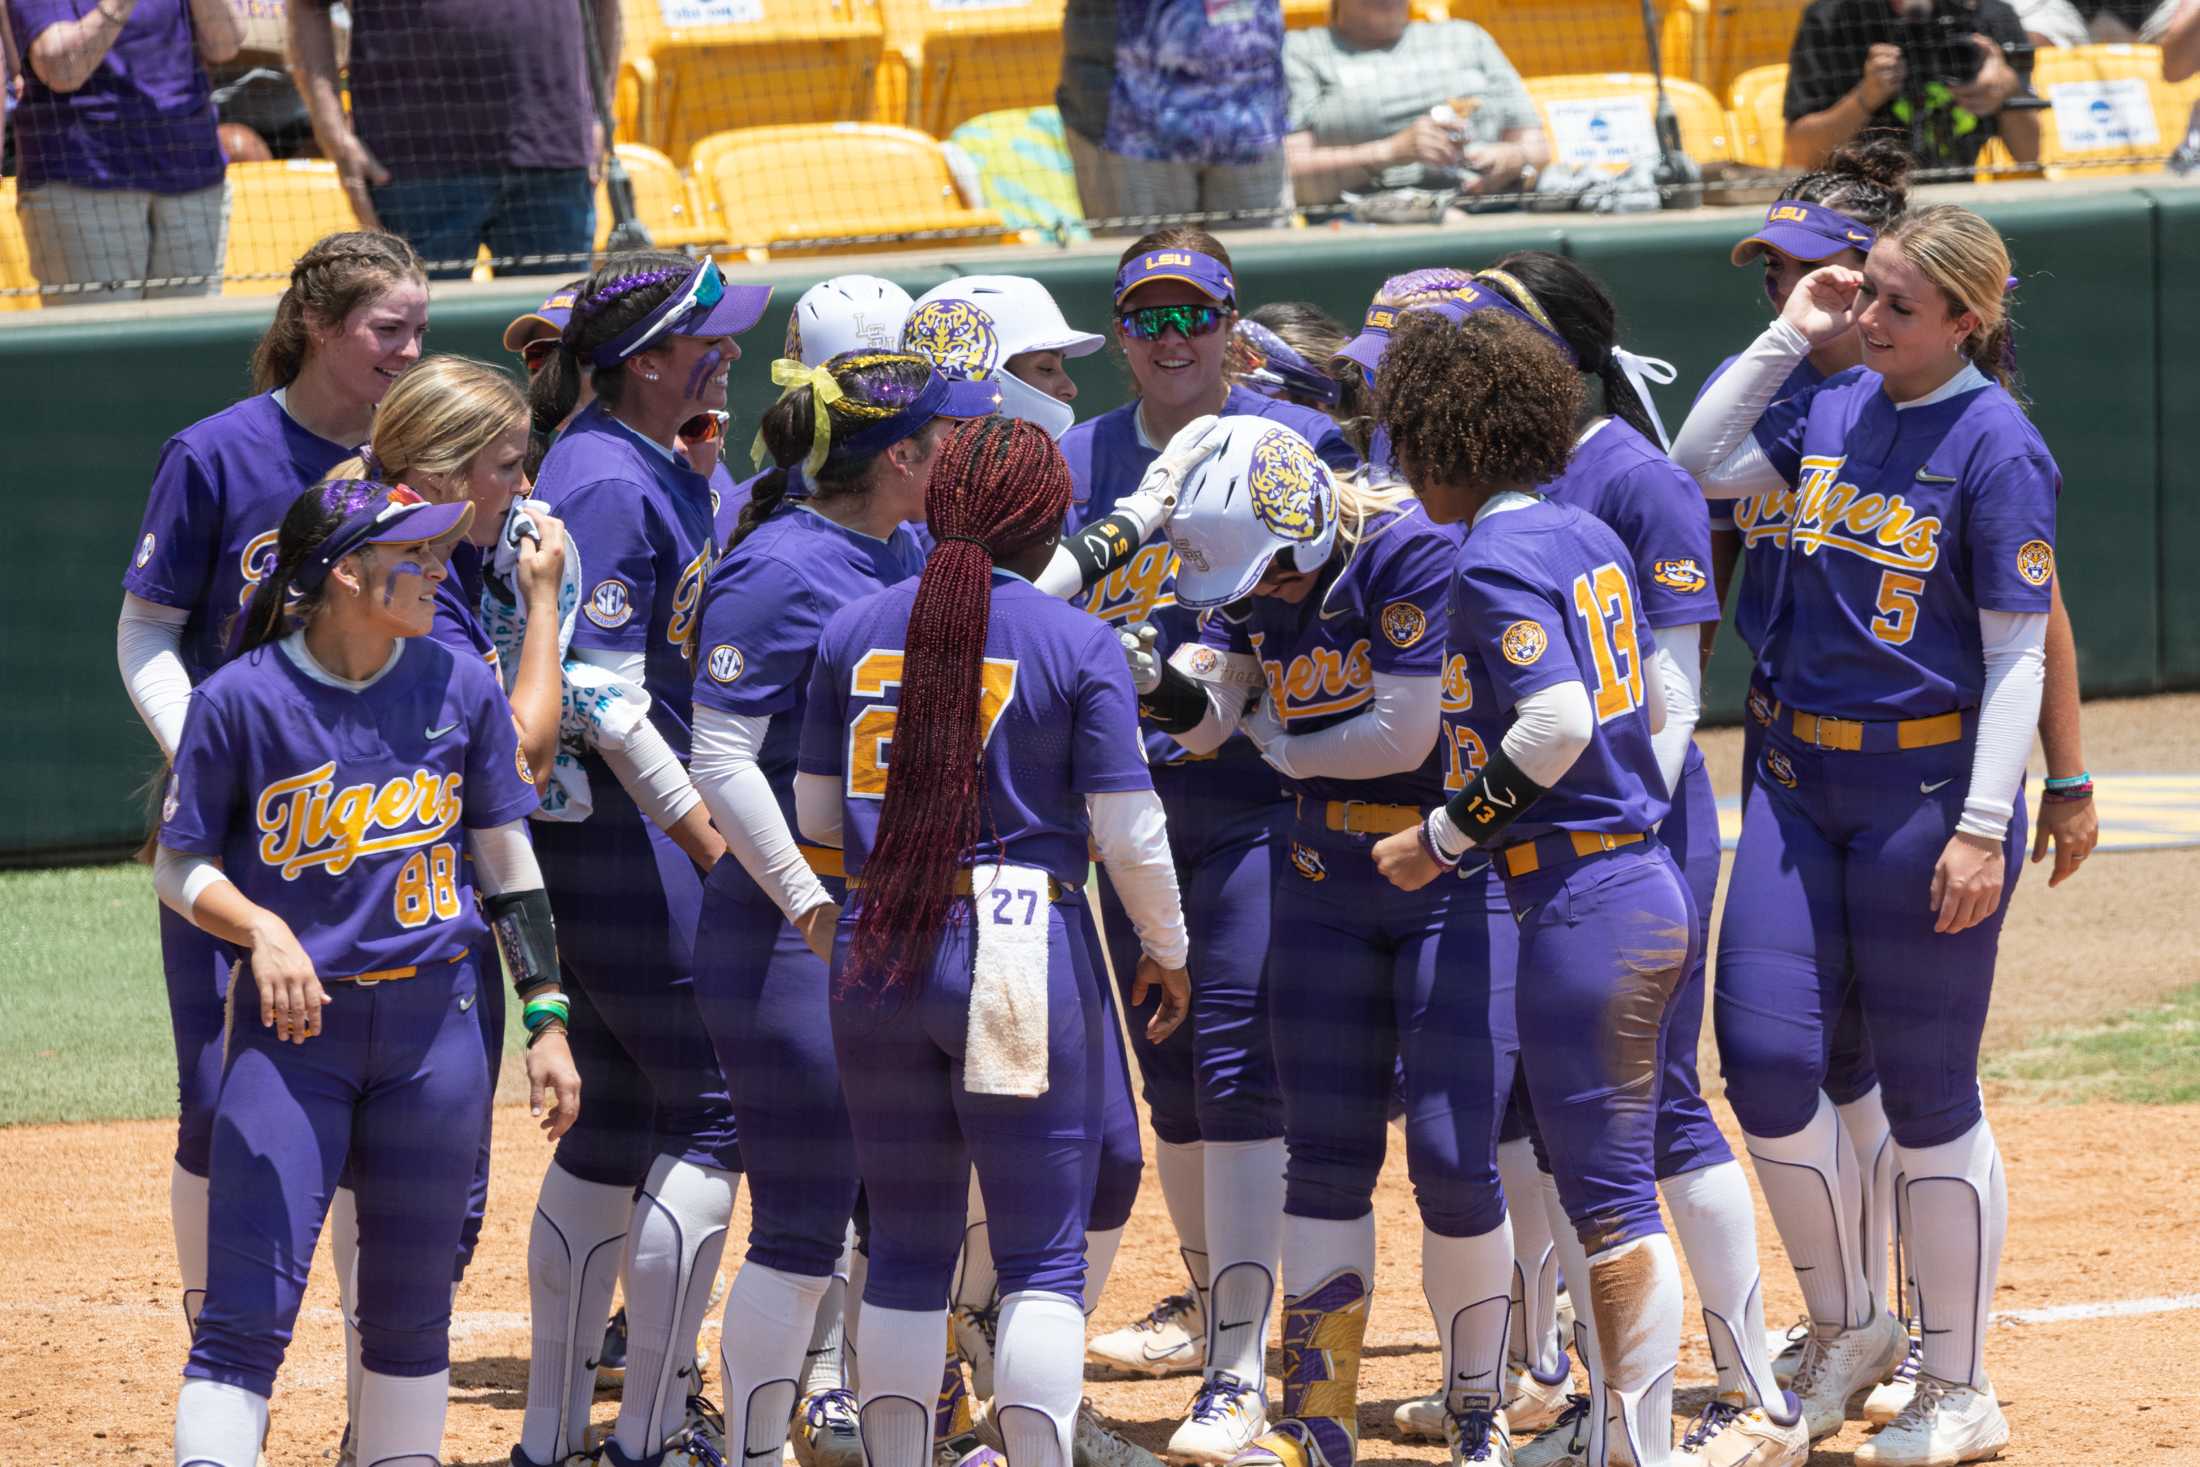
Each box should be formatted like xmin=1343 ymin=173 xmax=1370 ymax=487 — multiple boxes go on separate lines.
xmin=1985 ymin=984 xmax=2200 ymax=1104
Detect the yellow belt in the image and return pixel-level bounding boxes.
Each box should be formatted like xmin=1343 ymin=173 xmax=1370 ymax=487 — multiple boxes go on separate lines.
xmin=1752 ymin=686 xmax=1966 ymax=753
xmin=1499 ymin=830 xmax=1645 ymax=879
xmin=846 ymin=866 xmax=1066 ymax=902
xmin=1298 ymin=795 xmax=1422 ymax=836
xmin=341 ymin=952 xmax=465 ymax=986
xmin=801 ymin=844 xmax=847 ymax=880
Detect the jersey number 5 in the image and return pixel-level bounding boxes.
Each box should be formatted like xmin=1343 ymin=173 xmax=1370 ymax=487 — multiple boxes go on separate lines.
xmin=1570 ymin=562 xmax=1646 ymax=722
xmin=846 ymin=649 xmax=1021 ymax=799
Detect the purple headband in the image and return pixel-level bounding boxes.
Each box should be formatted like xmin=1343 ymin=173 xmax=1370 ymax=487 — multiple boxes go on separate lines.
xmin=294 ymin=483 xmax=472 ymax=593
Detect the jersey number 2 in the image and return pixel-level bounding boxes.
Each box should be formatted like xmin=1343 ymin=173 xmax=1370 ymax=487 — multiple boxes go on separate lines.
xmin=847 ymin=649 xmax=1020 ymax=799
xmin=1570 ymin=562 xmax=1646 ymax=722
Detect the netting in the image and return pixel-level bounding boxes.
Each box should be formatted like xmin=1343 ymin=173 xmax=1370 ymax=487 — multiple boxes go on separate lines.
xmin=3 ymin=0 xmax=2196 ymax=307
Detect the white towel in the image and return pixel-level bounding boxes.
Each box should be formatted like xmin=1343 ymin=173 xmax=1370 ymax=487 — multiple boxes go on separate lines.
xmin=963 ymin=863 xmax=1053 ymax=1098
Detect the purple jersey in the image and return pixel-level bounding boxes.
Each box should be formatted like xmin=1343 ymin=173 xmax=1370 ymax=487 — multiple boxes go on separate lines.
xmin=799 ymin=573 xmax=1153 ymax=885
xmin=1198 ymin=505 xmax=1458 ymax=808
xmin=5 ymin=0 xmax=225 ymax=193
xmin=122 ymin=393 xmax=355 ymax=681
xmin=1443 ymin=498 xmax=1668 ymax=842
xmin=1062 ymin=385 xmax=1356 ymax=794
xmin=695 ymin=506 xmax=925 ymax=829
xmin=1696 ymin=354 xmax=1826 ymax=658
xmin=428 ymin=540 xmax=501 ymax=673
xmin=534 ymin=402 xmax=719 ymax=759
xmin=1542 ymin=419 xmax=1720 ymax=632
xmin=1757 ymin=371 xmax=2058 ymax=719
xmin=713 ymin=465 xmax=760 ymax=547
xmin=159 ymin=635 xmax=541 ymax=977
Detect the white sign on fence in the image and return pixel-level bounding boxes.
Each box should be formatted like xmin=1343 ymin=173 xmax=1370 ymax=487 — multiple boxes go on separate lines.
xmin=2049 ymin=78 xmax=2160 ymax=151
xmin=1544 ymin=96 xmax=1659 ymax=169
xmin=660 ymin=0 xmax=764 ymax=26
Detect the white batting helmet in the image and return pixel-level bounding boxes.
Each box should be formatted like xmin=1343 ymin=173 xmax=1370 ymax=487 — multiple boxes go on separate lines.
xmin=1166 ymin=416 xmax=1339 ymax=610
xmin=784 ymin=275 xmax=915 ymax=366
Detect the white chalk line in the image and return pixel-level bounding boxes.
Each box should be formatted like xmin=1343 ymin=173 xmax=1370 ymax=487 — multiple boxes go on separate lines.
xmin=1757 ymin=1290 xmax=2200 ymax=1354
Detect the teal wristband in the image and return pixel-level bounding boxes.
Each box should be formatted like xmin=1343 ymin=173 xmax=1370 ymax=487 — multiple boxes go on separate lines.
xmin=2042 ymin=771 xmax=2091 ymax=790
xmin=522 ymin=995 xmax=570 ymax=1033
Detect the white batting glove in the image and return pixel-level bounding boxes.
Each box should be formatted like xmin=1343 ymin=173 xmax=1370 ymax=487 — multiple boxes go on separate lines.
xmin=1240 ymin=696 xmax=1293 ymax=777
xmin=1133 ymin=415 xmax=1226 ymax=516
xmin=1118 ymin=621 xmax=1164 ymax=694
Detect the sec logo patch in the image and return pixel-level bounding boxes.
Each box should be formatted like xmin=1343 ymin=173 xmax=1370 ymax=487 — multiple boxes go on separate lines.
xmin=2016 ymin=539 xmax=2054 ymax=587
xmin=585 ymin=579 xmax=633 ymax=630
xmin=707 ymin=643 xmax=745 ymax=684
xmin=135 ymin=532 xmax=156 ymax=569
xmin=1500 ymin=620 xmax=1548 ymax=666
xmin=1763 ymin=748 xmax=1799 ymax=789
xmin=1380 ymin=599 xmax=1427 ymax=648
xmin=1288 ymin=841 xmax=1327 ymax=882
xmin=1651 ymin=558 xmax=1707 ymax=594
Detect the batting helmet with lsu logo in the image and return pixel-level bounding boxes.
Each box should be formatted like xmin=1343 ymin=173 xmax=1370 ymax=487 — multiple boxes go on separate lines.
xmin=904 ymin=288 xmax=1078 ymax=440
xmin=1165 ymin=416 xmax=1340 ymax=610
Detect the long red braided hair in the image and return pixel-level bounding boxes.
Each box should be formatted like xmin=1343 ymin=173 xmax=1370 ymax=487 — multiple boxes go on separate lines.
xmin=845 ymin=416 xmax=1073 ymax=993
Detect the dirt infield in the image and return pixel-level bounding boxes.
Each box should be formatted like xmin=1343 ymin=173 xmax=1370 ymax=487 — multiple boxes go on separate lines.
xmin=5 ymin=692 xmax=2194 ymax=1464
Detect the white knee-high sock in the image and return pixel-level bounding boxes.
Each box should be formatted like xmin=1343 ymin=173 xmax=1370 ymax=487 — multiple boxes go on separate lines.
xmin=1496 ymin=1140 xmax=1561 ymax=1378
xmin=1204 ymin=1136 xmax=1283 ymax=1387
xmin=1589 ymin=1234 xmax=1681 ymax=1467
xmin=1083 ymin=1227 xmax=1125 ymax=1317
xmin=845 ymin=1246 xmax=870 ymax=1395
xmin=329 ymin=1186 xmax=364 ymax=1438
xmin=1282 ymin=1210 xmax=1376 ymax=1298
xmin=720 ymin=1263 xmax=832 ymax=1462
xmin=1661 ymin=1160 xmax=1788 ymax=1416
xmin=1746 ymin=1093 xmax=1872 ymax=1330
xmin=1155 ymin=1139 xmax=1212 ymax=1301
xmin=1423 ymin=1220 xmax=1514 ymax=1413
xmin=1837 ymin=1087 xmax=1896 ymax=1317
xmin=171 ymin=1162 xmax=209 ymax=1335
xmin=614 ymin=1157 xmax=738 ymax=1458
xmin=521 ymin=1162 xmax=636 ymax=1462
xmin=355 ymin=1368 xmax=448 ymax=1466
xmin=802 ymin=1225 xmax=858 ymax=1398
xmin=993 ymin=1291 xmax=1086 ymax=1467
xmin=1541 ymin=1173 xmax=1608 ymax=1463
xmin=857 ymin=1304 xmax=951 ymax=1467
xmin=1896 ymin=1118 xmax=2006 ymax=1391
xmin=174 ymin=1378 xmax=268 ymax=1467
xmin=954 ymin=1169 xmax=999 ymax=1315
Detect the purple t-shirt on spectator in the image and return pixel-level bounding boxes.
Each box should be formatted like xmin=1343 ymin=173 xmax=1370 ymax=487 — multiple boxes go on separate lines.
xmin=5 ymin=0 xmax=225 ymax=192
xmin=333 ymin=0 xmax=592 ymax=174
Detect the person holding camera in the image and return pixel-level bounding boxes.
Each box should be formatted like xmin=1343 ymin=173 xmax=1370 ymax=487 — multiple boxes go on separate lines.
xmin=1783 ymin=0 xmax=2041 ymax=171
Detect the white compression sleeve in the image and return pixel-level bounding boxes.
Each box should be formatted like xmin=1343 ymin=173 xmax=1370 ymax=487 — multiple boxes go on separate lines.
xmin=1500 ymin=680 xmax=1595 ymax=788
xmin=1257 ymin=671 xmax=1441 ymax=782
xmin=1645 ymin=639 xmax=1700 ymax=794
xmin=1961 ymin=610 xmax=2047 ymax=840
xmin=571 ymin=646 xmax=703 ymax=830
xmin=467 ymin=820 xmax=544 ymax=896
xmin=794 ymin=770 xmax=845 ymax=848
xmin=691 ymin=706 xmax=832 ymax=921
xmin=1167 ymin=680 xmax=1247 ymax=757
xmin=1088 ymin=788 xmax=1189 ymax=969
xmin=1034 ymin=490 xmax=1169 ymax=600
xmin=1670 ymin=319 xmax=1811 ymax=499
xmin=1641 ymin=637 xmax=1668 ymax=737
xmin=153 ymin=844 xmax=230 ymax=923
xmin=117 ymin=594 xmax=194 ymax=759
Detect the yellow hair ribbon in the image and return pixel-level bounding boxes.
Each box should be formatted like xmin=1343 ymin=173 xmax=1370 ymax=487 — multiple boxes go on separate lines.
xmin=748 ymin=358 xmax=847 ymax=475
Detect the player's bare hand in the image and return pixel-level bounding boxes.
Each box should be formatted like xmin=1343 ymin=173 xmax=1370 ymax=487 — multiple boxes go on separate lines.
xmin=796 ymin=899 xmax=842 ymax=963
xmin=515 ymin=509 xmax=568 ymax=606
xmin=1393 ymin=115 xmax=1464 ymax=170
xmin=1952 ymin=35 xmax=2020 ymax=117
xmin=328 ymin=129 xmax=391 ymax=231
xmin=248 ymin=916 xmax=329 ymax=1043
xmin=1781 ymin=265 xmax=1864 ymax=347
xmin=1930 ymin=830 xmax=2005 ymax=934
xmin=1857 ymin=42 xmax=1906 ymax=111
xmin=1372 ymin=827 xmax=1441 ymax=891
xmin=526 ymin=1029 xmax=582 ymax=1139
xmin=1133 ymin=955 xmax=1191 ymax=1042
xmin=2030 ymin=795 xmax=2097 ymax=887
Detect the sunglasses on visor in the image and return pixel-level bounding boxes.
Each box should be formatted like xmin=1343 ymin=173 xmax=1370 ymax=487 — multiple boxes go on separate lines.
xmin=1118 ymin=303 xmax=1228 ymax=342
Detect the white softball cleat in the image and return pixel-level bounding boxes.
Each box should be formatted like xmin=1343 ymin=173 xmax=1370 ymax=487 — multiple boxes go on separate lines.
xmin=1445 ymin=1398 xmax=1515 ymax=1466
xmin=1790 ymin=1312 xmax=1910 ymax=1440
xmin=1510 ymin=1396 xmax=1590 ymax=1467
xmin=1674 ymin=1396 xmax=1810 ymax=1467
xmin=1394 ymin=1362 xmax=1572 ymax=1443
xmin=1166 ymin=1374 xmax=1268 ymax=1463
xmin=1087 ymin=1292 xmax=1206 ymax=1379
xmin=1770 ymin=1319 xmax=1809 ymax=1388
xmin=792 ymin=1387 xmax=864 ymax=1467
xmin=1075 ymin=1400 xmax=1167 ymax=1467
xmin=1853 ymin=1376 xmax=2009 ymax=1467
xmin=1864 ymin=1328 xmax=1924 ymax=1426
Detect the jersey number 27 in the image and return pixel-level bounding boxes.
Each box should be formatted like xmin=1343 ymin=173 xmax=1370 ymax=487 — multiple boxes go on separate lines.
xmin=846 ymin=649 xmax=1020 ymax=798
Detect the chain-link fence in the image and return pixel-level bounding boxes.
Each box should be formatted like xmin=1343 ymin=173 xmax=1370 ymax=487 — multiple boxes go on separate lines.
xmin=4 ymin=0 xmax=2197 ymax=308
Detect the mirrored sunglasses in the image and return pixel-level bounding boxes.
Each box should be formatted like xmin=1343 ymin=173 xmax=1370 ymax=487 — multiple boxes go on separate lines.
xmin=1118 ymin=303 xmax=1227 ymax=342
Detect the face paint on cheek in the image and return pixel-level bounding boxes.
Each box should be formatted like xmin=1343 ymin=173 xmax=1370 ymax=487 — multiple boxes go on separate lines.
xmin=383 ymin=562 xmax=427 ymax=607
xmin=685 ymin=347 xmax=725 ymax=400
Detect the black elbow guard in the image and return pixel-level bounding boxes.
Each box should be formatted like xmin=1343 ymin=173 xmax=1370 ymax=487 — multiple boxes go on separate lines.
xmin=486 ymin=887 xmax=560 ymax=1000
xmin=1441 ymin=746 xmax=1549 ymax=847
xmin=1139 ymin=662 xmax=1211 ymax=735
xmin=1065 ymin=511 xmax=1147 ymax=593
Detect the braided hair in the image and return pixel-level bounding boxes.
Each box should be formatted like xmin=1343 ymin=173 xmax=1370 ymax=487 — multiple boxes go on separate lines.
xmin=233 ymin=478 xmax=388 ymax=656
xmin=526 ymin=251 xmax=697 ymax=467
xmin=1484 ymin=252 xmax=1661 ymax=445
xmin=250 ymin=231 xmax=425 ymax=393
xmin=845 ymin=417 xmax=1072 ymax=995
xmin=1782 ymin=138 xmax=1912 ymax=232
xmin=734 ymin=351 xmax=937 ymax=550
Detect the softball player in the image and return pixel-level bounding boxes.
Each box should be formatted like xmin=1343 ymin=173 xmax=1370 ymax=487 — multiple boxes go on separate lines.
xmin=1141 ymin=406 xmax=1531 ymax=1467
xmin=516 ymin=251 xmax=772 ymax=1467
xmin=116 ymin=229 xmax=426 ymax=1347
xmin=793 ymin=416 xmax=1192 ymax=1467
xmin=1067 ymin=231 xmax=1353 ymax=1449
xmin=156 ymin=479 xmax=577 ymax=1466
xmin=1371 ymin=303 xmax=1694 ymax=1467
xmin=1672 ymin=206 xmax=2054 ymax=1467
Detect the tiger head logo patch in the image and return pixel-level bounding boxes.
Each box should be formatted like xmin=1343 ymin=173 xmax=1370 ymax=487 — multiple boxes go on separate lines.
xmin=1248 ymin=427 xmax=1330 ymax=545
xmin=1380 ymin=599 xmax=1427 ymax=649
xmin=1746 ymin=685 xmax=1775 ymax=727
xmin=1288 ymin=841 xmax=1327 ymax=882
xmin=1763 ymin=747 xmax=1799 ymax=789
xmin=1500 ymin=620 xmax=1548 ymax=666
xmin=902 ymin=299 xmax=1002 ymax=382
xmin=2016 ymin=539 xmax=2054 ymax=587
xmin=1652 ymin=558 xmax=1707 ymax=594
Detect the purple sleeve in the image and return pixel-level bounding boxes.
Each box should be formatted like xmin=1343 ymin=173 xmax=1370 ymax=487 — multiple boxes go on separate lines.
xmin=1964 ymin=455 xmax=2059 ymax=614
xmin=1454 ymin=561 xmax=1587 ymax=709
xmin=1609 ymin=459 xmax=1719 ymax=630
xmin=1756 ymin=380 xmax=1827 ymax=487
xmin=796 ymin=634 xmax=848 ymax=778
xmin=560 ymin=479 xmax=658 ymax=654
xmin=8 ymin=0 xmax=76 ymax=49
xmin=460 ymin=661 xmax=543 ymax=829
xmin=1364 ymin=531 xmax=1452 ymax=676
xmin=1195 ymin=606 xmax=1253 ymax=655
xmin=692 ymin=556 xmax=824 ymax=717
xmin=123 ymin=438 xmax=222 ymax=611
xmin=1070 ymin=621 xmax=1155 ymax=795
xmin=158 ymin=684 xmax=239 ymax=857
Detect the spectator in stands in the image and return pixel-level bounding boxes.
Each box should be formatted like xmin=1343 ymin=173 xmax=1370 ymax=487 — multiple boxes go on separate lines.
xmin=287 ymin=0 xmax=617 ymax=278
xmin=1281 ymin=0 xmax=1548 ymax=209
xmin=6 ymin=0 xmax=244 ymax=303
xmin=1784 ymin=0 xmax=2040 ymax=171
xmin=2166 ymin=0 xmax=2200 ymax=74
xmin=2006 ymin=0 xmax=2187 ymax=44
xmin=1057 ymin=0 xmax=1293 ymax=234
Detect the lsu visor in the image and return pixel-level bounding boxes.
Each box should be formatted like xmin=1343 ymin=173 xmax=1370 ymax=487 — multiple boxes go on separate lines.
xmin=1337 ymin=278 xmax=1573 ymax=381
xmin=297 ymin=483 xmax=475 ymax=592
xmin=1732 ymin=199 xmax=1878 ymax=266
xmin=1235 ymin=320 xmax=1343 ymax=407
xmin=589 ymin=256 xmax=773 ymax=367
xmin=502 ymin=280 xmax=582 ymax=351
xmin=1167 ymin=416 xmax=1340 ymax=611
xmin=1113 ymin=248 xmax=1235 ymax=307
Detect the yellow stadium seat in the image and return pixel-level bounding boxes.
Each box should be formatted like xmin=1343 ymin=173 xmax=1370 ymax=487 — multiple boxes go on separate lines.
xmin=616 ymin=0 xmax=886 ymax=166
xmin=693 ymin=123 xmax=1018 ymax=257
xmin=596 ymin=142 xmax=720 ymax=249
xmin=1523 ymin=73 xmax=1736 ymax=169
xmin=2017 ymin=43 xmax=2200 ymax=179
xmin=0 ymin=179 xmax=41 ymax=311
xmin=222 ymin=159 xmax=358 ymax=296
xmin=875 ymin=0 xmax=1064 ymax=138
xmin=1685 ymin=0 xmax=1807 ymax=98
xmin=1728 ymin=61 xmax=1789 ymax=167
xmin=1443 ymin=1 xmax=1698 ymax=80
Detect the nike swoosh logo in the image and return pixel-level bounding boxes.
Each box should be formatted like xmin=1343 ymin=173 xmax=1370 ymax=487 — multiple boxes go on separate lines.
xmin=1915 ymin=470 xmax=1959 ymax=484
xmin=1216 ymin=1318 xmax=1255 ymax=1334
xmin=426 ymin=722 xmax=459 ymax=739
xmin=746 ymin=1449 xmax=781 ymax=1461
xmin=458 ymin=992 xmax=476 ymax=1011
xmin=1921 ymin=778 xmax=1955 ymax=793
xmin=1141 ymin=1341 xmax=1193 ymax=1360
xmin=1512 ymin=905 xmax=1536 ymax=922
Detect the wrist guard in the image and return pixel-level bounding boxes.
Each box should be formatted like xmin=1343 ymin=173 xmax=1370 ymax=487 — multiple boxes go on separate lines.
xmin=1064 ymin=510 xmax=1150 ymax=593
xmin=1140 ymin=661 xmax=1211 ymax=735
xmin=1440 ymin=746 xmax=1548 ymax=848
xmin=486 ymin=887 xmax=560 ymax=1001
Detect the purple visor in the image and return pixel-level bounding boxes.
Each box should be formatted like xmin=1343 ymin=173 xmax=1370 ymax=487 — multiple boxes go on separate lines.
xmin=827 ymin=369 xmax=1001 ymax=465
xmin=1336 ymin=281 xmax=1574 ymax=381
xmin=502 ymin=279 xmax=583 ymax=351
xmin=1732 ymin=200 xmax=1878 ymax=267
xmin=296 ymin=483 xmax=474 ymax=592
xmin=1114 ymin=248 xmax=1235 ymax=307
xmin=1235 ymin=320 xmax=1343 ymax=406
xmin=590 ymin=257 xmax=774 ymax=366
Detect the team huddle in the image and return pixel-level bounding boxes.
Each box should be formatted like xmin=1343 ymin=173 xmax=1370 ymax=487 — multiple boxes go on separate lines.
xmin=119 ymin=138 xmax=2096 ymax=1467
